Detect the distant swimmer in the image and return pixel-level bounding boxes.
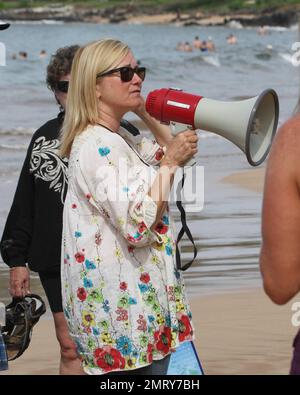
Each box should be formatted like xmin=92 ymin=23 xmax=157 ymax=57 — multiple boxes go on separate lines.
xmin=200 ymin=40 xmax=208 ymax=52
xmin=39 ymin=49 xmax=47 ymax=59
xmin=226 ymin=33 xmax=237 ymax=45
xmin=176 ymin=41 xmax=185 ymax=51
xmin=184 ymin=41 xmax=193 ymax=52
xmin=258 ymin=25 xmax=268 ymax=36
xmin=193 ymin=36 xmax=202 ymax=50
xmin=207 ymin=37 xmax=216 ymax=52
xmin=18 ymin=51 xmax=28 ymax=60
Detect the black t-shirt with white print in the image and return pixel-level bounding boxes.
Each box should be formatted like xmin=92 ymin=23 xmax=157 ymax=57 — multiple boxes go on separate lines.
xmin=0 ymin=114 xmax=140 ymax=273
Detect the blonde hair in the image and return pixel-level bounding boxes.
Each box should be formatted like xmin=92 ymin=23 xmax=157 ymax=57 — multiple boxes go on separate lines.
xmin=60 ymin=39 xmax=130 ymax=158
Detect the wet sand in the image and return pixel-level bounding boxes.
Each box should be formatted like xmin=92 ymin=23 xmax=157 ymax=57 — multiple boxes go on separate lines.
xmin=190 ymin=288 xmax=299 ymax=375
xmin=221 ymin=167 xmax=266 ymax=193
xmin=1 ymin=287 xmax=299 ymax=375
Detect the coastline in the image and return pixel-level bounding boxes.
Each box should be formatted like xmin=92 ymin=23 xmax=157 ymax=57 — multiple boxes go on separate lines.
xmin=0 ymin=4 xmax=298 ymax=27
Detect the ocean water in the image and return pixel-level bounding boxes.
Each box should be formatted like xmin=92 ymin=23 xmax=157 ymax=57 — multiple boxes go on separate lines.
xmin=0 ymin=22 xmax=299 ymax=304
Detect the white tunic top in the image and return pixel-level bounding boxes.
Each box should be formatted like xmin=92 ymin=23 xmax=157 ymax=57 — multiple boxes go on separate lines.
xmin=61 ymin=124 xmax=195 ymax=375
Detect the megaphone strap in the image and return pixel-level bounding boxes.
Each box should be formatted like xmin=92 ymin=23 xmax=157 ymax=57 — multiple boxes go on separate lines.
xmin=175 ymin=173 xmax=198 ymax=271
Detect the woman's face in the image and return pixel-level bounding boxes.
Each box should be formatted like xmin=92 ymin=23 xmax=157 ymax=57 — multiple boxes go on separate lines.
xmin=96 ymin=51 xmax=143 ymax=116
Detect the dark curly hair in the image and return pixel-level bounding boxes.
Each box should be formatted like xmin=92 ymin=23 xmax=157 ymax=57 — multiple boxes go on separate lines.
xmin=46 ymin=45 xmax=80 ymax=91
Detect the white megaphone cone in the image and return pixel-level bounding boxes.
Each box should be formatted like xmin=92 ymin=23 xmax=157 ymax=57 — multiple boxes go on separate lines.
xmin=145 ymin=88 xmax=279 ymax=166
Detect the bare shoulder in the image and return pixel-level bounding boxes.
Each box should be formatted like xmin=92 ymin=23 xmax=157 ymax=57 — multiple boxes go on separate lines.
xmin=272 ymin=114 xmax=300 ymax=151
xmin=268 ymin=114 xmax=300 ymax=165
xmin=266 ymin=114 xmax=300 ymax=185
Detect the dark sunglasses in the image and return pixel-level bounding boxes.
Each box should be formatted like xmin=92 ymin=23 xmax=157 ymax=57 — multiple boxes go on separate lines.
xmin=97 ymin=65 xmax=146 ymax=82
xmin=56 ymin=80 xmax=69 ymax=93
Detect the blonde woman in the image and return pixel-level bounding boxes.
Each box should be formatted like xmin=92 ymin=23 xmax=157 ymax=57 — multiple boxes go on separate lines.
xmin=60 ymin=39 xmax=198 ymax=375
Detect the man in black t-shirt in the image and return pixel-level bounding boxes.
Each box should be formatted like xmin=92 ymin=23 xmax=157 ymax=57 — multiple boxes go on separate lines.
xmin=0 ymin=45 xmax=83 ymax=374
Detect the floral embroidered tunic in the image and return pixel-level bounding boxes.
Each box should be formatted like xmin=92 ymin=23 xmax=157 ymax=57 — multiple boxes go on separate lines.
xmin=62 ymin=124 xmax=195 ymax=375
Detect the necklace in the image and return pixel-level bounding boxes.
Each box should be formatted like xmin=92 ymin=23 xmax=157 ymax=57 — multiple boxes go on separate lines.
xmin=96 ymin=123 xmax=116 ymax=133
xmin=97 ymin=123 xmax=150 ymax=167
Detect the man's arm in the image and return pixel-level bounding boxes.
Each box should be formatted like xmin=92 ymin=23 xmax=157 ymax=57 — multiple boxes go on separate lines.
xmin=0 ymin=136 xmax=36 ymax=296
xmin=260 ymin=115 xmax=300 ymax=304
xmin=0 ymin=139 xmax=35 ymax=267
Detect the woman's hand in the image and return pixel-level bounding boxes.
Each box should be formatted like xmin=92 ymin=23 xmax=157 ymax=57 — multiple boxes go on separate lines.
xmin=161 ymin=130 xmax=198 ymax=167
xmin=133 ymin=96 xmax=147 ymax=117
xmin=133 ymin=96 xmax=173 ymax=148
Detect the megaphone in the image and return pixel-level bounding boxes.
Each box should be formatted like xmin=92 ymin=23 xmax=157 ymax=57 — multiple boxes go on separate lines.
xmin=145 ymin=88 xmax=279 ymax=166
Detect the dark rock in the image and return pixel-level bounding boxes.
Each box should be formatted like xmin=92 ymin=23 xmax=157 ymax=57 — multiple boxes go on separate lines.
xmin=109 ymin=15 xmax=127 ymax=24
xmin=231 ymin=10 xmax=298 ymax=27
xmin=183 ymin=20 xmax=201 ymax=26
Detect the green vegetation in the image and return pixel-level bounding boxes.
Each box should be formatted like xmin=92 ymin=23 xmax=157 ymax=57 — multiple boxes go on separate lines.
xmin=0 ymin=0 xmax=299 ymax=12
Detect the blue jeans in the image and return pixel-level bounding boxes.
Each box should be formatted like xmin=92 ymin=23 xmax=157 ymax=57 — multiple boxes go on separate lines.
xmin=106 ymin=355 xmax=171 ymax=376
xmin=0 ymin=331 xmax=8 ymax=371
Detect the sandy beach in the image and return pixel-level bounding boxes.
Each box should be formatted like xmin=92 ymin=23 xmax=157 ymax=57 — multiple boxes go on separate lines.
xmin=191 ymin=288 xmax=299 ymax=375
xmin=1 ymin=159 xmax=298 ymax=376
xmin=1 ymin=166 xmax=299 ymax=375
xmin=221 ymin=167 xmax=266 ymax=193
xmin=1 ymin=287 xmax=299 ymax=375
